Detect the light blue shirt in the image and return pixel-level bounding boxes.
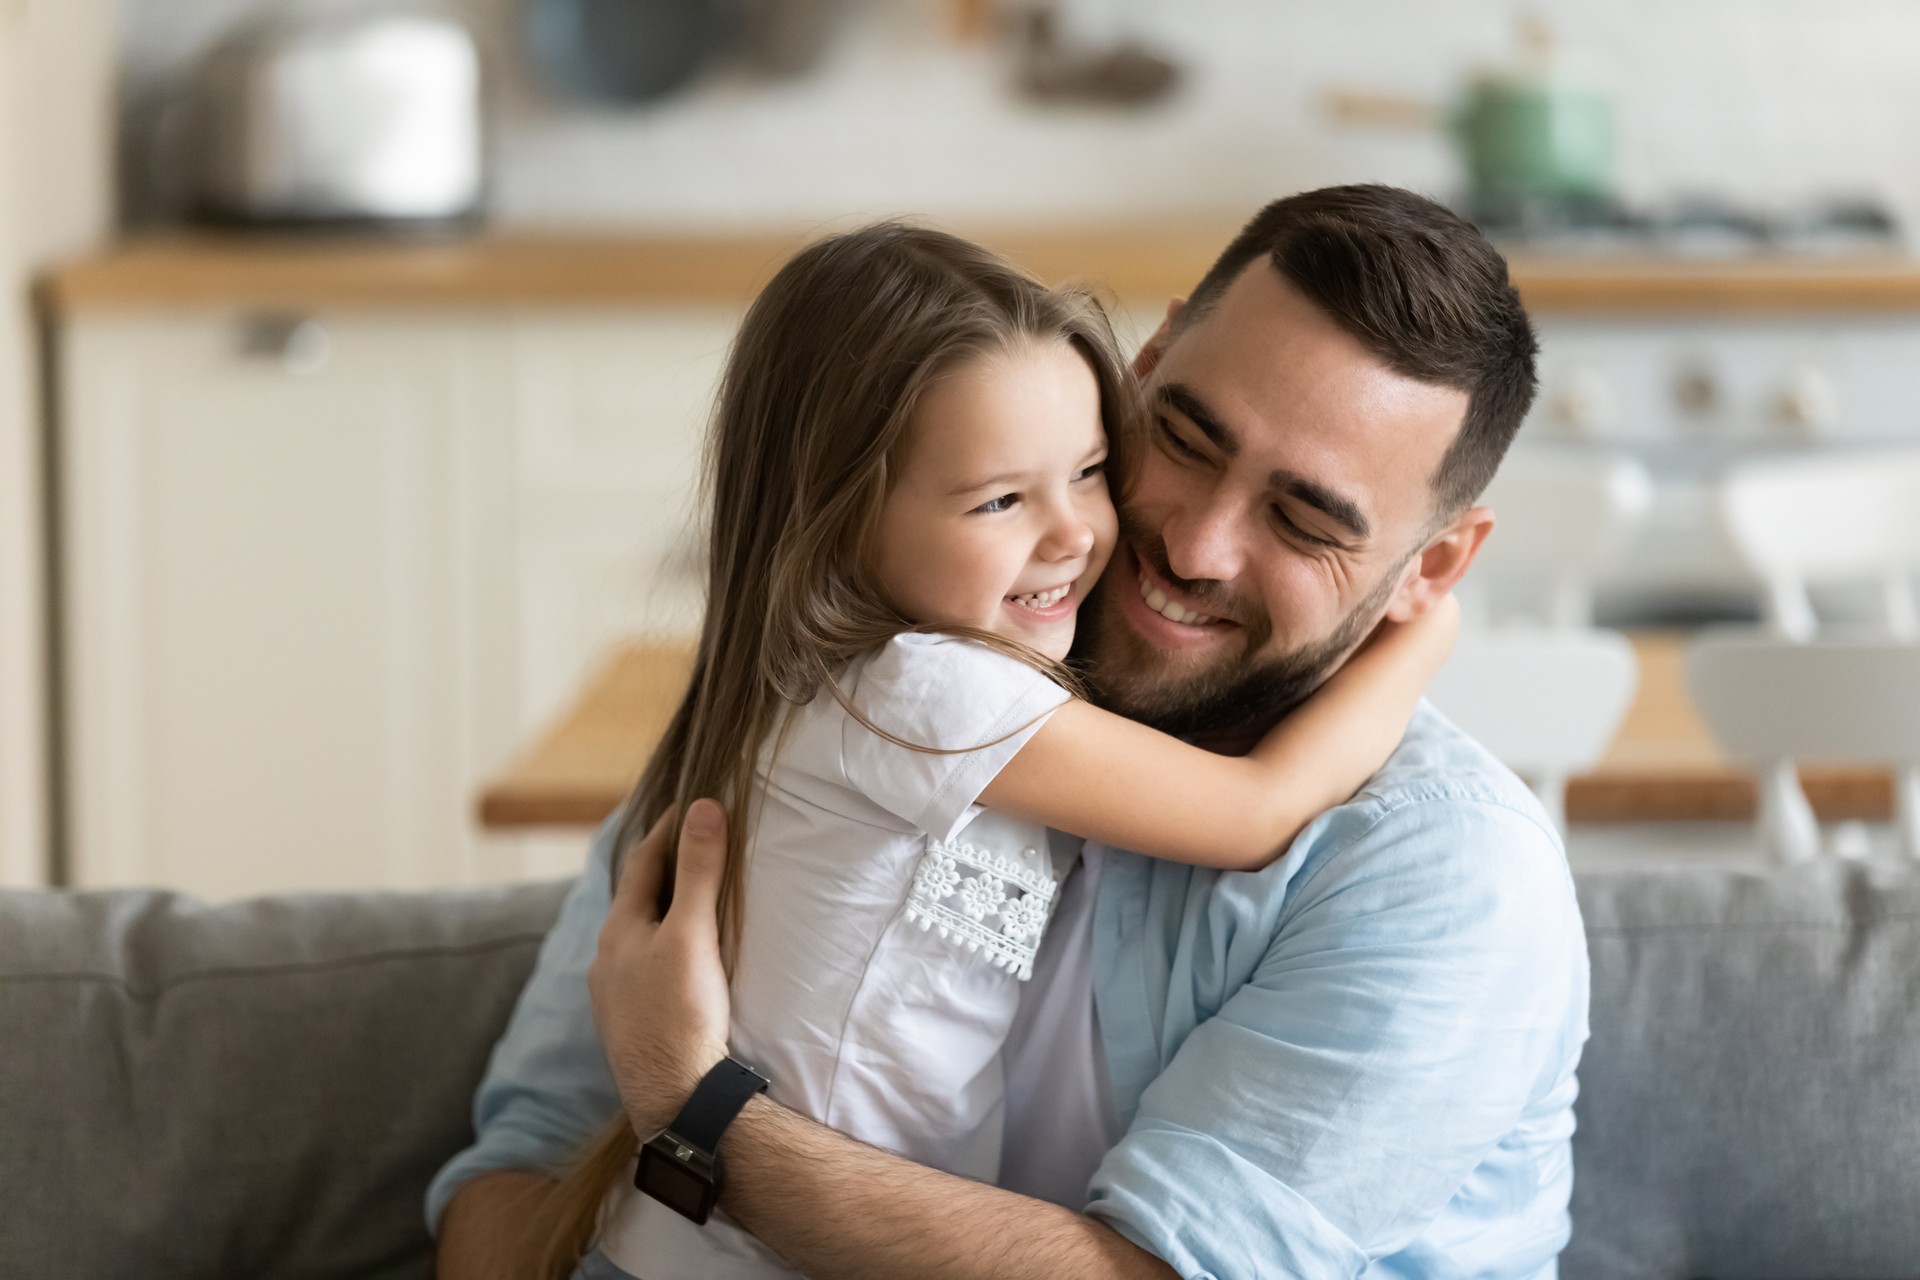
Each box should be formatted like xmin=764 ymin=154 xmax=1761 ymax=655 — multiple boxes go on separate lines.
xmin=429 ymin=705 xmax=1589 ymax=1279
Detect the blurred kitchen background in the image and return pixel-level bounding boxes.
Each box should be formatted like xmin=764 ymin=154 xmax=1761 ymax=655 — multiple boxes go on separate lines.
xmin=9 ymin=0 xmax=1920 ymax=900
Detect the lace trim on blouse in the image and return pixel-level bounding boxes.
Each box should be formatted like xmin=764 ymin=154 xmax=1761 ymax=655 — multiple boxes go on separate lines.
xmin=905 ymin=837 xmax=1058 ymax=981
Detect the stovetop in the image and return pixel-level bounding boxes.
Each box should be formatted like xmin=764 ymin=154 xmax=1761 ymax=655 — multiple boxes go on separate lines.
xmin=1472 ymin=196 xmax=1904 ymax=258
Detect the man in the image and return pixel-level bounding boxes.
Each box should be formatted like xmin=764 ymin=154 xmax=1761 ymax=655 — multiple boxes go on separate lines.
xmin=431 ymin=185 xmax=1589 ymax=1279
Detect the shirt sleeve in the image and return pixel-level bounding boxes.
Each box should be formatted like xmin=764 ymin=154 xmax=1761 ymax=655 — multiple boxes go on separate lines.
xmin=1085 ymin=797 xmax=1588 ymax=1280
xmin=424 ymin=817 xmax=624 ymax=1235
xmin=839 ymin=633 xmax=1072 ymax=842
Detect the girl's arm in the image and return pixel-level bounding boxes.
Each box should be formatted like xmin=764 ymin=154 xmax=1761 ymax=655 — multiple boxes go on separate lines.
xmin=978 ymin=595 xmax=1459 ymax=870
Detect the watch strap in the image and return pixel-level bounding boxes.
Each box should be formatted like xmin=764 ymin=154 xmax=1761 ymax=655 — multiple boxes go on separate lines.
xmin=669 ymin=1057 xmax=769 ymax=1154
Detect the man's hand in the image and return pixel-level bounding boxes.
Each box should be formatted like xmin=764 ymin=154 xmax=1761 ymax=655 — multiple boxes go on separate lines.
xmin=589 ymin=799 xmax=734 ymax=1137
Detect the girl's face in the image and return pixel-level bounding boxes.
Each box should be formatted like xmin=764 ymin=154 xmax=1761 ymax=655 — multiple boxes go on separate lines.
xmin=871 ymin=339 xmax=1117 ymax=662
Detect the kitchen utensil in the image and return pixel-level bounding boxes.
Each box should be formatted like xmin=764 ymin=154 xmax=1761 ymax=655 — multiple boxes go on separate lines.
xmin=738 ymin=0 xmax=847 ymax=77
xmin=1454 ymin=51 xmax=1614 ymax=217
xmin=189 ymin=5 xmax=484 ymax=226
xmin=525 ymin=0 xmax=737 ymax=104
xmin=1472 ymin=16 xmax=1615 ymax=212
xmin=1325 ymin=16 xmax=1615 ymax=220
xmin=1013 ymin=3 xmax=1180 ymax=108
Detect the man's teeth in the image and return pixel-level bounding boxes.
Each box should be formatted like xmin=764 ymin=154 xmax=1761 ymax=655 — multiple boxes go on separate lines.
xmin=1010 ymin=584 xmax=1071 ymax=609
xmin=1138 ymin=571 xmax=1219 ymax=626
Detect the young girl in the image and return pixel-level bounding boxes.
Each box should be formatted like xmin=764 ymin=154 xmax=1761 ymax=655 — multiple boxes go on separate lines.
xmin=532 ymin=225 xmax=1455 ymax=1279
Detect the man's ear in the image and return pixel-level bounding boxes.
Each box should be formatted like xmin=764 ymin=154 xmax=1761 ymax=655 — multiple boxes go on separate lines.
xmin=1131 ymin=297 xmax=1186 ymax=380
xmin=1384 ymin=505 xmax=1494 ymax=622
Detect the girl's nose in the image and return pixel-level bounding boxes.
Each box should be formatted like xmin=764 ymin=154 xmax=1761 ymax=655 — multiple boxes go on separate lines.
xmin=1040 ymin=506 xmax=1096 ymax=562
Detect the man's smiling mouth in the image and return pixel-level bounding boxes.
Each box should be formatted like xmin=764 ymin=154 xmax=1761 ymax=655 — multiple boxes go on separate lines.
xmin=1135 ymin=561 xmax=1229 ymax=628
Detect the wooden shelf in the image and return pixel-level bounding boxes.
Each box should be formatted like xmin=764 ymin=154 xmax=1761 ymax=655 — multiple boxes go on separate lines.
xmin=49 ymin=229 xmax=1920 ymax=315
xmin=1504 ymin=252 xmax=1920 ymax=313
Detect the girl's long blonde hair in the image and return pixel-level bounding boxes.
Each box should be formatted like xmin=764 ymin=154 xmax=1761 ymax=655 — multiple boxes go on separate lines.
xmin=523 ymin=223 xmax=1138 ymax=1278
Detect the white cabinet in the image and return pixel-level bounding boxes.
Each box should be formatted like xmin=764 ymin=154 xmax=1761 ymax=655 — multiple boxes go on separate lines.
xmin=57 ymin=304 xmax=736 ymax=898
xmin=506 ymin=311 xmax=733 ymax=723
xmin=501 ymin=311 xmax=736 ymax=883
xmin=59 ymin=311 xmax=519 ymax=896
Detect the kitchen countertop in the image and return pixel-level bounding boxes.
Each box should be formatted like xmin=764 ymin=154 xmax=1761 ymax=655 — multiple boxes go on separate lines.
xmin=45 ymin=228 xmax=1920 ymax=313
xmin=476 ymin=632 xmax=1897 ymax=831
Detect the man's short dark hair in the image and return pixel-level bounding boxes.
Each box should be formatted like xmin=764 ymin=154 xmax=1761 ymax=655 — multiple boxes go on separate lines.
xmin=1181 ymin=184 xmax=1539 ymax=517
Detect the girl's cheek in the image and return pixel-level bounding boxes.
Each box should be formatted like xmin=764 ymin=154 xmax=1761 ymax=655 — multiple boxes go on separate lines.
xmin=1084 ymin=488 xmax=1120 ymax=556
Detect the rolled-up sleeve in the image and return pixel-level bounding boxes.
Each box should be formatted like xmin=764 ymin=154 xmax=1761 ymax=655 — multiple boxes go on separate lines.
xmin=425 ymin=819 xmax=625 ymax=1234
xmin=1086 ymin=797 xmax=1586 ymax=1279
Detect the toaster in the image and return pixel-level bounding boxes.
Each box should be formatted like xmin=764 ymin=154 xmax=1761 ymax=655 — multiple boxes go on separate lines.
xmin=190 ymin=8 xmax=484 ymax=226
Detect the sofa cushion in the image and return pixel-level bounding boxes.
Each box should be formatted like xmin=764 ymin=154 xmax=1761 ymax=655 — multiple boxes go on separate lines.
xmin=1566 ymin=858 xmax=1920 ymax=1279
xmin=0 ymin=880 xmax=569 ymax=1280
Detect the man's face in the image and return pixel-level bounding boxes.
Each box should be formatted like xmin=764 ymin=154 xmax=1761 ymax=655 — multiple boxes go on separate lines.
xmin=1079 ymin=262 xmax=1472 ymax=741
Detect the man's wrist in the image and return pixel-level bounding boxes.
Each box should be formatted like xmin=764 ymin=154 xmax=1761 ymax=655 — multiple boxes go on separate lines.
xmin=620 ymin=1038 xmax=731 ymax=1139
xmin=633 ymin=1058 xmax=770 ymax=1225
xmin=722 ymin=1091 xmax=775 ymax=1156
xmin=708 ymin=1092 xmax=783 ymax=1217
xmin=666 ymin=1058 xmax=770 ymax=1149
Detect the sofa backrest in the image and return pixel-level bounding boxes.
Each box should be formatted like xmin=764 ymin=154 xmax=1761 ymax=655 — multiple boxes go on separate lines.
xmin=5 ymin=860 xmax=1917 ymax=1279
xmin=0 ymin=880 xmax=569 ymax=1279
xmin=1565 ymin=858 xmax=1920 ymax=1278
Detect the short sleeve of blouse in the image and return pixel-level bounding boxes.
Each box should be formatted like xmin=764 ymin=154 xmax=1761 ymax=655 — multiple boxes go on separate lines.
xmin=838 ymin=633 xmax=1072 ymax=842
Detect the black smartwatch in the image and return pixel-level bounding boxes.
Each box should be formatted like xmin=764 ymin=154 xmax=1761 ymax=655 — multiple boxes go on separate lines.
xmin=634 ymin=1057 xmax=770 ymax=1224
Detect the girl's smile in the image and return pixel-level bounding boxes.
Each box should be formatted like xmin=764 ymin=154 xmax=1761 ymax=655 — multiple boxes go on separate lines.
xmin=1003 ymin=579 xmax=1081 ymax=628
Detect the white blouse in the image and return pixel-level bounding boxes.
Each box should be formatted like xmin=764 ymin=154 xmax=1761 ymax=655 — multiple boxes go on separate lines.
xmin=598 ymin=633 xmax=1072 ymax=1280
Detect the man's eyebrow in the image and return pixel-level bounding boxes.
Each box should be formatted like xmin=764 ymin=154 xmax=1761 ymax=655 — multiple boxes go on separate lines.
xmin=1157 ymin=383 xmax=1239 ymax=457
xmin=1272 ymin=470 xmax=1371 ymax=541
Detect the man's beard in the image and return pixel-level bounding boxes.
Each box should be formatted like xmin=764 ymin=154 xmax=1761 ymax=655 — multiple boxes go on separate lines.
xmin=1075 ymin=515 xmax=1406 ymax=742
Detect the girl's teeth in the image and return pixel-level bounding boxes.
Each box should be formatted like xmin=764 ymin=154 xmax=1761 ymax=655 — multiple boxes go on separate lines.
xmin=1137 ymin=571 xmax=1218 ymax=627
xmin=1011 ymin=585 xmax=1069 ymax=609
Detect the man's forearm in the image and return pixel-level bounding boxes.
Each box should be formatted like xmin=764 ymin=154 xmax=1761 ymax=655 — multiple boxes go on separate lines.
xmin=720 ymin=1097 xmax=1179 ymax=1280
xmin=435 ymin=1169 xmax=556 ymax=1280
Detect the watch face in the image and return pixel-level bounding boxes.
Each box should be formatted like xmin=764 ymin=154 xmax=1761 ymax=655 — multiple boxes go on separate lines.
xmin=638 ymin=1135 xmax=717 ymax=1223
xmin=646 ymin=1156 xmax=710 ymax=1218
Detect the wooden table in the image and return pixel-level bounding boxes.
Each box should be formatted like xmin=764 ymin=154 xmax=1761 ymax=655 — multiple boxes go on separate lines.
xmin=1561 ymin=634 xmax=1891 ymax=822
xmin=477 ymin=633 xmax=1896 ymax=830
xmin=478 ymin=642 xmax=696 ymax=829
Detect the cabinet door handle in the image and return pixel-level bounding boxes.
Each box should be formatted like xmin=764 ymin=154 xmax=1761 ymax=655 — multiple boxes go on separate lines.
xmin=236 ymin=314 xmax=333 ymax=377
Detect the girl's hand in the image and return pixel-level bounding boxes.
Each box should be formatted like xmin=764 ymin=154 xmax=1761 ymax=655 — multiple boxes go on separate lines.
xmin=1236 ymin=592 xmax=1461 ymax=859
xmin=1356 ymin=591 xmax=1460 ymax=674
xmin=1285 ymin=591 xmax=1459 ymax=733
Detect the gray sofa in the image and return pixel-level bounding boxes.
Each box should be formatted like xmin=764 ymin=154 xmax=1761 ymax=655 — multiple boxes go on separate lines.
xmin=4 ymin=860 xmax=1918 ymax=1279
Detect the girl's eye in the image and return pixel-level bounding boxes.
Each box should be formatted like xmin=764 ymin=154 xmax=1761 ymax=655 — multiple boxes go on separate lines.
xmin=973 ymin=494 xmax=1018 ymax=514
xmin=1157 ymin=417 xmax=1203 ymax=460
xmin=1073 ymin=460 xmax=1107 ymax=482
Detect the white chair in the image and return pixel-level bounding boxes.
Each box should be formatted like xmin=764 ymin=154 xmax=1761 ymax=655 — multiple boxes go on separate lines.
xmin=1428 ymin=629 xmax=1639 ymax=831
xmin=1433 ymin=447 xmax=1650 ymax=830
xmin=1717 ymin=447 xmax=1920 ymax=639
xmin=1687 ymin=633 xmax=1920 ymax=864
xmin=1469 ymin=446 xmax=1654 ymax=628
xmin=1701 ymin=447 xmax=1920 ymax=862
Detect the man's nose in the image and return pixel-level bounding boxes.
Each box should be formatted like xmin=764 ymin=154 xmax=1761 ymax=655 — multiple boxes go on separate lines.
xmin=1161 ymin=498 xmax=1245 ymax=584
